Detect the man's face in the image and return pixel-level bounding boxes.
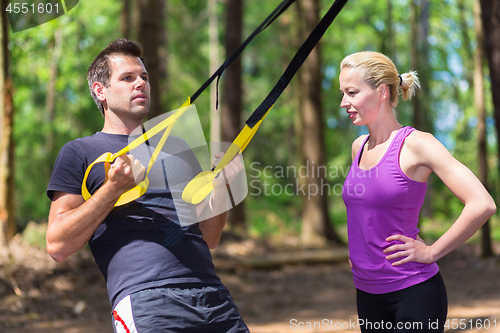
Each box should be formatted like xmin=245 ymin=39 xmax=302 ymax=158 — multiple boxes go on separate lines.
xmin=102 ymin=55 xmax=151 ymax=120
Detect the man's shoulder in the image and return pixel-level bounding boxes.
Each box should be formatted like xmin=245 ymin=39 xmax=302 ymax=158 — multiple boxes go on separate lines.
xmin=62 ymin=132 xmax=128 ymax=154
xmin=62 ymin=132 xmax=100 ymax=150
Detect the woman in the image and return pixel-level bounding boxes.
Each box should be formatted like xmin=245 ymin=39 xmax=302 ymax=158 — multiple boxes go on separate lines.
xmin=339 ymin=51 xmax=496 ymax=332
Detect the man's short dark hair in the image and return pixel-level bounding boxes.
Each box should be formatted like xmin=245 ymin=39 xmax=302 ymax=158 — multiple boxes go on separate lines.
xmin=87 ymin=38 xmax=146 ymax=116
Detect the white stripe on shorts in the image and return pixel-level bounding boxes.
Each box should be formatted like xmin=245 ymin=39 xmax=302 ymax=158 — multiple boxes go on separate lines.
xmin=113 ymin=295 xmax=139 ymax=333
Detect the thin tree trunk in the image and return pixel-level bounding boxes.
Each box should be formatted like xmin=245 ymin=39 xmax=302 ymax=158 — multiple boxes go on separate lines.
xmin=458 ymin=0 xmax=474 ymax=85
xmin=474 ymin=0 xmax=493 ymax=257
xmin=157 ymin=0 xmax=168 ymax=111
xmin=46 ymin=29 xmax=63 ymax=156
xmin=279 ymin=12 xmax=298 ymax=170
xmin=410 ymin=0 xmax=433 ymax=221
xmin=209 ymin=0 xmax=221 ymax=144
xmin=293 ymin=3 xmax=306 ymax=207
xmin=419 ymin=0 xmax=431 ymax=129
xmin=381 ymin=0 xmax=394 ymax=59
xmin=222 ymin=0 xmax=245 ymax=229
xmin=0 ymin=0 xmax=15 ymax=246
xmin=298 ymin=0 xmax=342 ymax=245
xmin=121 ymin=0 xmax=131 ymax=39
xmin=480 ymin=0 xmax=500 ymax=225
xmin=410 ymin=2 xmax=421 ymax=129
xmin=411 ymin=0 xmax=432 ymax=132
xmin=139 ymin=0 xmax=163 ymax=118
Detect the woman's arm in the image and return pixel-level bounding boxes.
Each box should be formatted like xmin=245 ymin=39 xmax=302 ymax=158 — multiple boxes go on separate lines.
xmin=384 ymin=131 xmax=496 ymax=266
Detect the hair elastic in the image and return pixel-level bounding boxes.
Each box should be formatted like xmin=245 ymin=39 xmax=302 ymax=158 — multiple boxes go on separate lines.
xmin=398 ymin=74 xmax=403 ymax=86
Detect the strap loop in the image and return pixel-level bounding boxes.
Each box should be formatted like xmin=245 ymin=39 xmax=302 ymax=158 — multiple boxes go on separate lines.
xmin=81 ymin=98 xmax=191 ymax=206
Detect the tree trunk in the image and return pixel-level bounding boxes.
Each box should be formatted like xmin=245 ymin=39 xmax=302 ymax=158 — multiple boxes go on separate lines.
xmin=121 ymin=0 xmax=131 ymax=39
xmin=209 ymin=0 xmax=221 ymax=144
xmin=410 ymin=0 xmax=432 ymax=132
xmin=138 ymin=0 xmax=165 ymax=119
xmin=474 ymin=0 xmax=493 ymax=257
xmin=410 ymin=0 xmax=433 ymax=221
xmin=458 ymin=0 xmax=474 ymax=85
xmin=0 ymin=0 xmax=15 ymax=246
xmin=46 ymin=29 xmax=63 ymax=157
xmin=410 ymin=0 xmax=419 ymax=122
xmin=381 ymin=0 xmax=394 ymax=60
xmin=298 ymin=0 xmax=342 ymax=245
xmin=222 ymin=0 xmax=245 ymax=229
xmin=480 ymin=0 xmax=500 ymax=227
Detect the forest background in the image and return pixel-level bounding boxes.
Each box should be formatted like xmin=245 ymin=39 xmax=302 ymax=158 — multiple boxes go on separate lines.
xmin=0 ymin=0 xmax=499 ymax=254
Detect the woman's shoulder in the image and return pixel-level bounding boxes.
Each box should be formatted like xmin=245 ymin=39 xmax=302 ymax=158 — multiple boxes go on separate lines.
xmin=405 ymin=129 xmax=441 ymax=151
xmin=404 ymin=129 xmax=449 ymax=164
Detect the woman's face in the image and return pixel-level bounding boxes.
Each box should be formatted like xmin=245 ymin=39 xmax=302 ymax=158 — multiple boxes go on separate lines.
xmin=339 ymin=66 xmax=382 ymax=126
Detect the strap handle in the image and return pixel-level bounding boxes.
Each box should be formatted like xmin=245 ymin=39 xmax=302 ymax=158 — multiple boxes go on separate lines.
xmin=81 ymin=99 xmax=191 ymax=206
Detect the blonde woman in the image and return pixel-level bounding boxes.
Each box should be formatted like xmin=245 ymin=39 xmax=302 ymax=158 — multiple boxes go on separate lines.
xmin=339 ymin=51 xmax=496 ymax=332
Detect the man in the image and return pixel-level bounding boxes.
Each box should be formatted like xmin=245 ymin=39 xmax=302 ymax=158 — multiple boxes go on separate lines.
xmin=46 ymin=38 xmax=249 ymax=332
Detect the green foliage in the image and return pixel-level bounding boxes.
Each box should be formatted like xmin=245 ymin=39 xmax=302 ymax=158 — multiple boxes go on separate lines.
xmin=21 ymin=221 xmax=47 ymax=249
xmin=10 ymin=0 xmax=121 ymax=225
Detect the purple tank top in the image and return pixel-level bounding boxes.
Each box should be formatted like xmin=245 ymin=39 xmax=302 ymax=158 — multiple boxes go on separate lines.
xmin=342 ymin=126 xmax=439 ymax=294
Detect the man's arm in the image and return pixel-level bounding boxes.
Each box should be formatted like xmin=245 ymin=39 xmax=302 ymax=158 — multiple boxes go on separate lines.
xmin=46 ymin=155 xmax=145 ymax=262
xmin=197 ymin=153 xmax=243 ymax=249
xmin=198 ymin=193 xmax=228 ymax=249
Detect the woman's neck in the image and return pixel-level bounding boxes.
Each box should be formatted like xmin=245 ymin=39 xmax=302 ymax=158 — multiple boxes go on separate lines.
xmin=365 ymin=112 xmax=402 ymax=149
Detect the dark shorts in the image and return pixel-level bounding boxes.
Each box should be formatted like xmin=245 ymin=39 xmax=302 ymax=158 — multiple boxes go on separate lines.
xmin=112 ymin=285 xmax=249 ymax=333
xmin=356 ymin=272 xmax=448 ymax=333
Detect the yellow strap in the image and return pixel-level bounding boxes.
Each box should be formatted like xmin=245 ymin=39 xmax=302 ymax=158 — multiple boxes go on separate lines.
xmin=83 ymin=97 xmax=270 ymax=207
xmin=181 ymin=105 xmax=272 ymax=204
xmin=81 ymin=98 xmax=191 ymax=206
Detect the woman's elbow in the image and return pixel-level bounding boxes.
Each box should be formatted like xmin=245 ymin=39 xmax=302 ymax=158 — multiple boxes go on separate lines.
xmin=486 ymin=199 xmax=497 ymax=219
xmin=477 ymin=196 xmax=497 ymax=221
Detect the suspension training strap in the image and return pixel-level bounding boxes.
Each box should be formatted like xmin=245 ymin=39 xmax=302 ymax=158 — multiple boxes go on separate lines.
xmin=182 ymin=0 xmax=349 ymax=205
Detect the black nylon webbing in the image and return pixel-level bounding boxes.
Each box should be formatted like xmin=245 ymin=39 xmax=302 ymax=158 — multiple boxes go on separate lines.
xmin=190 ymin=0 xmax=297 ymax=104
xmin=246 ymin=0 xmax=349 ymax=128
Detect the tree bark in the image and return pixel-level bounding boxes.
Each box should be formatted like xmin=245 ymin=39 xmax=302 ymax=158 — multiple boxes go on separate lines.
xmin=480 ymin=0 xmax=500 ymax=166
xmin=480 ymin=0 xmax=500 ymax=235
xmin=209 ymin=0 xmax=221 ymax=144
xmin=381 ymin=0 xmax=394 ymax=60
xmin=138 ymin=0 xmax=166 ymax=119
xmin=45 ymin=29 xmax=63 ymax=157
xmin=121 ymin=0 xmax=131 ymax=39
xmin=410 ymin=0 xmax=432 ymax=133
xmin=298 ymin=0 xmax=342 ymax=245
xmin=458 ymin=0 xmax=474 ymax=85
xmin=0 ymin=0 xmax=16 ymax=246
xmin=475 ymin=0 xmax=493 ymax=257
xmin=410 ymin=0 xmax=434 ymax=221
xmin=222 ymin=0 xmax=246 ymax=229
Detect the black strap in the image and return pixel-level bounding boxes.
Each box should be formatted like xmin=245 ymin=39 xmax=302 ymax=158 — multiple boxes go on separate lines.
xmin=246 ymin=0 xmax=349 ymax=128
xmin=190 ymin=0 xmax=297 ymax=104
